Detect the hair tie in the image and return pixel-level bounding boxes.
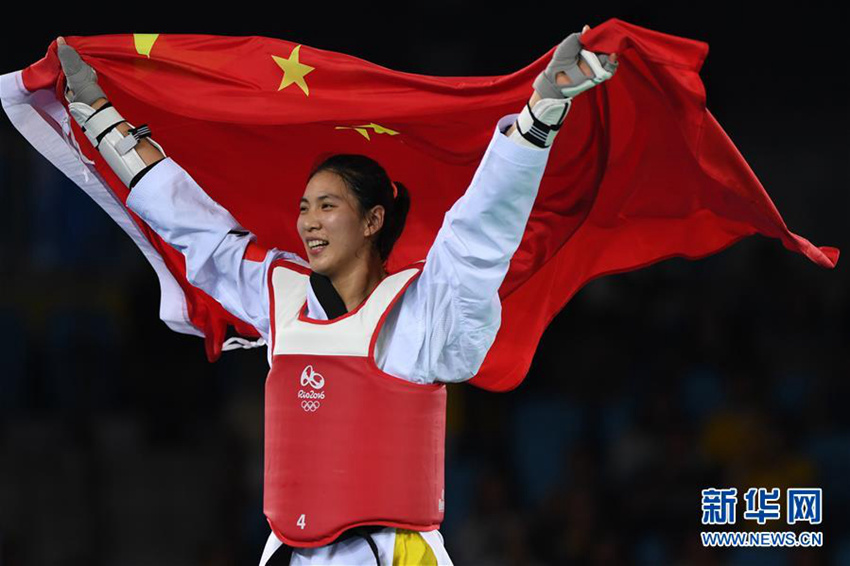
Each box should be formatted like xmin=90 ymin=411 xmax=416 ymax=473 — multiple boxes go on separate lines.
xmin=390 ymin=181 xmax=398 ymax=199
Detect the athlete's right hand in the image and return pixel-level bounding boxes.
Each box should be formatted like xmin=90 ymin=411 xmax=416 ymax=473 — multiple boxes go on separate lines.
xmin=56 ymin=36 xmax=106 ymax=105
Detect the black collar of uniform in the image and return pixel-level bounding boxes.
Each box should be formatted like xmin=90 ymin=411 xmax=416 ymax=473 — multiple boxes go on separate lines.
xmin=309 ymin=271 xmax=348 ymax=320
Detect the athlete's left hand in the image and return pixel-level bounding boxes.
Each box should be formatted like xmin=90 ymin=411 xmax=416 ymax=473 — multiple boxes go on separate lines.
xmin=535 ymin=24 xmax=619 ymax=100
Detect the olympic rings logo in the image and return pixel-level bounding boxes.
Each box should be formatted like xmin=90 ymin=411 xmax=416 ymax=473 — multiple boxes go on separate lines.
xmin=301 ymin=400 xmax=321 ymax=412
xmin=300 ymin=365 xmax=325 ymax=389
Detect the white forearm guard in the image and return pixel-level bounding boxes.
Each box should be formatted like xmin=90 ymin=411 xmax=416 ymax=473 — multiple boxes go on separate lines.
xmin=508 ymin=97 xmax=572 ymax=149
xmin=67 ymin=102 xmax=166 ymax=188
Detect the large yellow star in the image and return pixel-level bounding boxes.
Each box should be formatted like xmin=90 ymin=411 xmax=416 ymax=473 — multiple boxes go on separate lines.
xmin=272 ymin=45 xmax=314 ymax=96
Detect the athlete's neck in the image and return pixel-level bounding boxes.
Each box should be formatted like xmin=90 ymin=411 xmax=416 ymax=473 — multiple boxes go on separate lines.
xmin=329 ymin=254 xmax=387 ymax=313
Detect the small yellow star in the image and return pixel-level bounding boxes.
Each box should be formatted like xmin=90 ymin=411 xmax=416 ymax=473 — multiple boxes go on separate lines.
xmin=272 ymin=45 xmax=314 ymax=96
xmin=335 ymin=123 xmax=400 ymax=141
xmin=133 ymin=34 xmax=159 ymax=58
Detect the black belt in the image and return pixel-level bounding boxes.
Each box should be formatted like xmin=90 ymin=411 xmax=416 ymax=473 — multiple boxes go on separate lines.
xmin=267 ymin=526 xmax=384 ymax=565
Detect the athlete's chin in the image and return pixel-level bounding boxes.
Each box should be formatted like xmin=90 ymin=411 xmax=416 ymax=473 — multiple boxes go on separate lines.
xmin=308 ymin=259 xmax=332 ymax=276
xmin=307 ymin=250 xmax=340 ymax=276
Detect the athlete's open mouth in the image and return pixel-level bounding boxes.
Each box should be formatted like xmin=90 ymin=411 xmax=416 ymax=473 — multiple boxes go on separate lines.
xmin=307 ymin=239 xmax=328 ymax=254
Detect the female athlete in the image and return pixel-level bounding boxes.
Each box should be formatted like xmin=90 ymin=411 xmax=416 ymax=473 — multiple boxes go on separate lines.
xmin=56 ymin=27 xmax=617 ymax=565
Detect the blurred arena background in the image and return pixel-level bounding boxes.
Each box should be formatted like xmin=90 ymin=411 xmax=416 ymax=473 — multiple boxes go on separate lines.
xmin=0 ymin=4 xmax=847 ymax=565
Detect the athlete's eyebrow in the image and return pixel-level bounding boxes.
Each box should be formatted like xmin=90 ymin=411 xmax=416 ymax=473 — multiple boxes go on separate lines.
xmin=300 ymin=194 xmax=339 ymax=204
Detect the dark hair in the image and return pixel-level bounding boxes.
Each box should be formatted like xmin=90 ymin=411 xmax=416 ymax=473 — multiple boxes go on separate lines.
xmin=307 ymin=154 xmax=410 ymax=264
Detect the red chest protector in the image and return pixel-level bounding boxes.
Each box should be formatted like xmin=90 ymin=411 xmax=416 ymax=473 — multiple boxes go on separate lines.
xmin=263 ymin=259 xmax=447 ymax=548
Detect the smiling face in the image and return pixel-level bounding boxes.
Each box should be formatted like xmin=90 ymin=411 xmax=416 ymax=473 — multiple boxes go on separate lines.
xmin=297 ymin=170 xmax=383 ymax=277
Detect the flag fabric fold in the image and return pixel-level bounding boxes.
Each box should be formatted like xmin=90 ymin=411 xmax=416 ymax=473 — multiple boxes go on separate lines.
xmin=1 ymin=18 xmax=838 ymax=392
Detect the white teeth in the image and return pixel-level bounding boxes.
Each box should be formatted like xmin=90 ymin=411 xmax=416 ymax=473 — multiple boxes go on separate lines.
xmin=308 ymin=240 xmax=328 ymax=249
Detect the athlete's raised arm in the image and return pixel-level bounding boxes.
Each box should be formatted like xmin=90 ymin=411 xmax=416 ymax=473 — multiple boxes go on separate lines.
xmin=56 ymin=37 xmax=298 ymax=340
xmin=385 ymin=26 xmax=618 ymax=384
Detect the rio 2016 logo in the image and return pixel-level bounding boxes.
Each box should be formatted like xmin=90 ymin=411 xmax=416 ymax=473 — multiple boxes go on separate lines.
xmin=300 ymin=365 xmax=325 ymax=389
xmin=298 ymin=365 xmax=326 ymax=412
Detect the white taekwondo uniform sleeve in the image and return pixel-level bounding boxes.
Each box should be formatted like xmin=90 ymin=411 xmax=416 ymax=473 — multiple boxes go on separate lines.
xmin=377 ymin=113 xmax=552 ymax=385
xmin=126 ymin=158 xmax=305 ymax=341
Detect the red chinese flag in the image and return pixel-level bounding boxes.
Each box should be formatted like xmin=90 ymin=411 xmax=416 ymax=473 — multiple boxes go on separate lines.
xmin=2 ymin=19 xmax=838 ymax=391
